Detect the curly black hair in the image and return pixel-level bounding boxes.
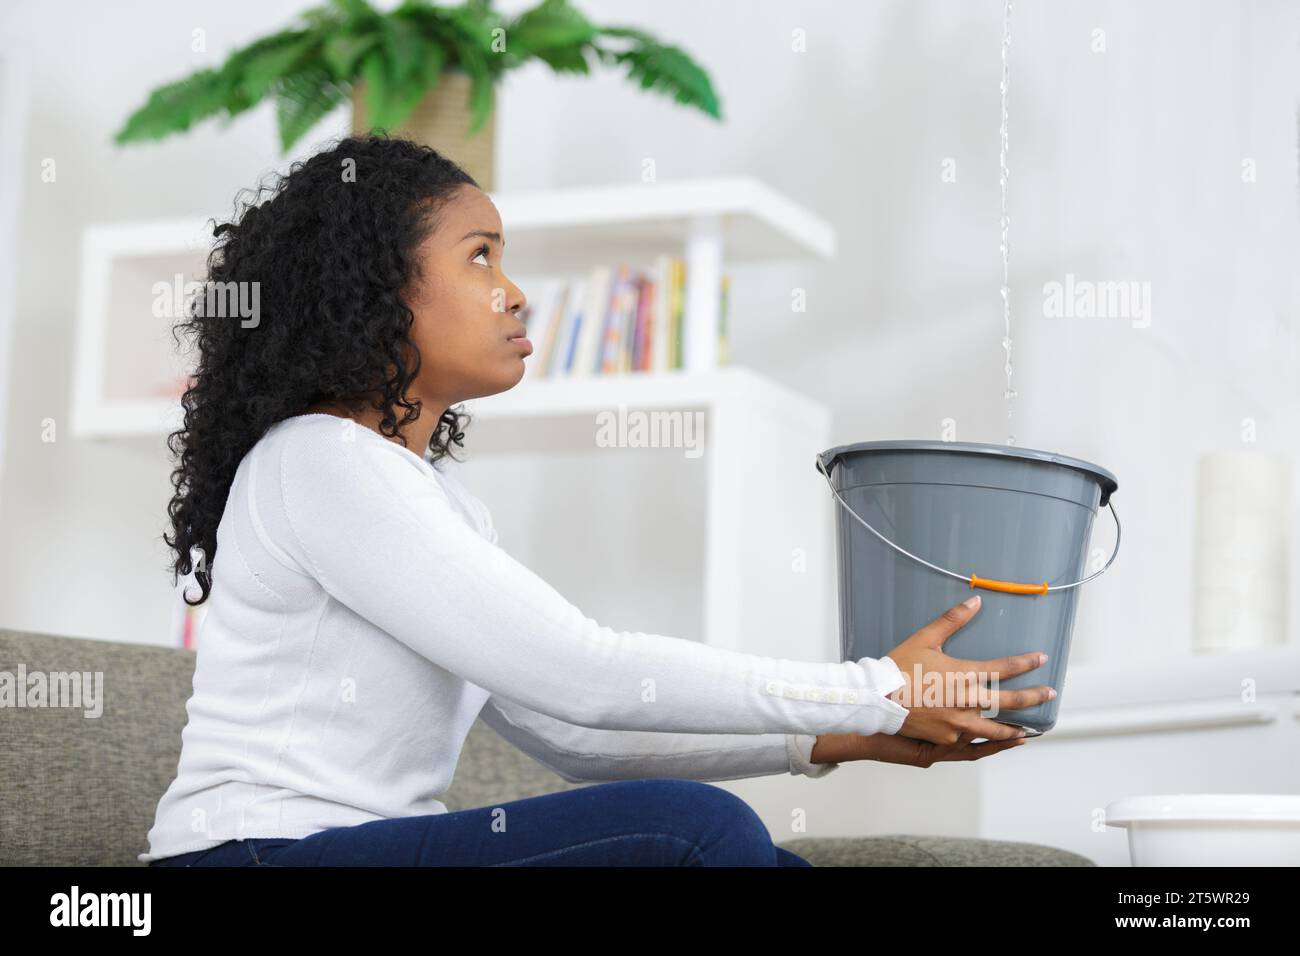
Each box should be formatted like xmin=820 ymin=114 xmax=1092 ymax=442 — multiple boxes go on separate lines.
xmin=165 ymin=134 xmax=478 ymax=607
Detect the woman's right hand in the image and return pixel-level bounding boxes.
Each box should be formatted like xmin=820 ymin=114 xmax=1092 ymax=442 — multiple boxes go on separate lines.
xmin=882 ymin=594 xmax=1055 ymax=746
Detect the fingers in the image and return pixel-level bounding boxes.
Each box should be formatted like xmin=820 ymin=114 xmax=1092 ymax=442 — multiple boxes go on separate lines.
xmin=909 ymin=595 xmax=982 ymax=650
xmin=931 ymin=728 xmax=1029 ymax=762
xmin=931 ymin=730 xmax=975 ymax=752
xmin=961 ymin=717 xmax=1027 ymax=741
xmin=983 ymin=684 xmax=1055 ymax=713
xmin=955 ymin=649 xmax=1049 ymax=680
xmin=904 ymin=670 xmax=1051 ymax=713
xmin=925 ymin=720 xmax=1022 ymax=746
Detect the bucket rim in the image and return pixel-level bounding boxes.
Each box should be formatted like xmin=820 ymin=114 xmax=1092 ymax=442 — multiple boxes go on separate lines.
xmin=818 ymin=439 xmax=1119 ymax=507
xmin=1103 ymin=793 xmax=1300 ymax=825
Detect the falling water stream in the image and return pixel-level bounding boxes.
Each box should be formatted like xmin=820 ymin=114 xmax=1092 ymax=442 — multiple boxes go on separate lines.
xmin=999 ymin=0 xmax=1017 ymax=446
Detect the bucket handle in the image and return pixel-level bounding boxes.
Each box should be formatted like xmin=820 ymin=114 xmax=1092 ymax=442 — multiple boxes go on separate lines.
xmin=815 ymin=452 xmax=1121 ymax=595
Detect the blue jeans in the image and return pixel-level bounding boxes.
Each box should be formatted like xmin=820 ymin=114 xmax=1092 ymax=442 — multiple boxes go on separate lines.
xmin=149 ymin=779 xmax=813 ymax=867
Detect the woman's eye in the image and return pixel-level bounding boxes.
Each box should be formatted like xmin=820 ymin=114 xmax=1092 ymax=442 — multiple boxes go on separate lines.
xmin=472 ymin=245 xmax=490 ymax=266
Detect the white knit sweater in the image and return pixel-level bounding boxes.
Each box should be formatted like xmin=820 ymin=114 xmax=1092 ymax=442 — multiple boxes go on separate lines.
xmin=140 ymin=414 xmax=909 ymax=862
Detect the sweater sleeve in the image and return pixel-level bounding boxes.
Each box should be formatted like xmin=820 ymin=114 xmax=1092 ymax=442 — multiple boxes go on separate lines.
xmin=786 ymin=733 xmax=840 ymax=778
xmin=460 ymin=468 xmax=840 ymax=782
xmin=476 ymin=693 xmax=838 ymax=782
xmin=273 ymin=421 xmax=911 ymax=738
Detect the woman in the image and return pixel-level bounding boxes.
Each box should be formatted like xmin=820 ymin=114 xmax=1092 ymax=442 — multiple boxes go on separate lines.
xmin=144 ymin=135 xmax=1049 ymax=868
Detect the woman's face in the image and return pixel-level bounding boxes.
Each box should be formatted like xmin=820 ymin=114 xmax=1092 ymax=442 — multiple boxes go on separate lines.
xmin=403 ymin=183 xmax=529 ymax=408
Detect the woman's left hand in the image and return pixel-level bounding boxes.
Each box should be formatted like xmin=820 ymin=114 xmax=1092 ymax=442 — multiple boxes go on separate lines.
xmin=811 ymin=730 xmax=1027 ymax=768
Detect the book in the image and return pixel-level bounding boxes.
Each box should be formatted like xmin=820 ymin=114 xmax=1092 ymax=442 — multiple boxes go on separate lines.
xmin=651 ymin=254 xmax=674 ymax=373
xmin=600 ymin=265 xmax=633 ymax=374
xmin=632 ymin=274 xmax=653 ymax=371
xmin=538 ymin=281 xmax=570 ymax=378
xmin=557 ymin=275 xmax=587 ymax=376
xmin=618 ymin=272 xmax=638 ymax=373
xmin=514 ymin=257 xmax=729 ymax=377
xmin=573 ymin=265 xmax=614 ymax=377
xmin=670 ymin=257 xmax=685 ymax=369
xmin=518 ymin=278 xmax=563 ymax=382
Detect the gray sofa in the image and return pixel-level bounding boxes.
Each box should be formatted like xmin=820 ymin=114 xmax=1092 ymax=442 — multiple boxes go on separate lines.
xmin=0 ymin=627 xmax=1094 ymax=866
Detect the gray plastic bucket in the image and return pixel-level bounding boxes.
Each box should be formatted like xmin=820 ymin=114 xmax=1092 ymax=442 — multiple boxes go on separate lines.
xmin=817 ymin=440 xmax=1120 ymax=735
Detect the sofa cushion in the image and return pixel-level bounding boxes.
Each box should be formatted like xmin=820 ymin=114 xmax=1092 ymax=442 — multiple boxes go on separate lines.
xmin=1 ymin=627 xmax=197 ymax=866
xmin=778 ymin=835 xmax=1096 ymax=866
xmin=0 ymin=627 xmax=582 ymax=866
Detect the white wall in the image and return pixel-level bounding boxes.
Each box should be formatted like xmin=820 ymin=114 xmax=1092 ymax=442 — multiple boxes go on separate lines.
xmin=0 ymin=0 xmax=1297 ymax=843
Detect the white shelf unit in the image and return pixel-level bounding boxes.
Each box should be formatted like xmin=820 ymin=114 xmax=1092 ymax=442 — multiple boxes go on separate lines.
xmin=71 ymin=176 xmax=836 ymax=439
xmin=73 ymin=176 xmax=840 ymax=658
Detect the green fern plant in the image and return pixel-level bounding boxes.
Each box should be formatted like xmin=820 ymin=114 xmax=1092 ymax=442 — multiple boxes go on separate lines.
xmin=113 ymin=0 xmax=722 ymax=153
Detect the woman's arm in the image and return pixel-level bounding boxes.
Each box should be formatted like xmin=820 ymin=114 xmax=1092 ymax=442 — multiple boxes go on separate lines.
xmin=271 ymin=420 xmax=910 ymax=739
xmin=464 ymin=472 xmax=839 ymax=781
xmin=477 ymin=693 xmax=839 ymax=783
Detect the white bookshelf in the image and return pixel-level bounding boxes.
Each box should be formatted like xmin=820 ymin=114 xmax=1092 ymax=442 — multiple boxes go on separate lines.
xmin=74 ymin=176 xmax=838 ymax=657
xmin=72 ymin=176 xmax=835 ymax=438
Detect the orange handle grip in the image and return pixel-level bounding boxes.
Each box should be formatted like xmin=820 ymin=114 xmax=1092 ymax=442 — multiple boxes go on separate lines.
xmin=969 ymin=573 xmax=1048 ymax=595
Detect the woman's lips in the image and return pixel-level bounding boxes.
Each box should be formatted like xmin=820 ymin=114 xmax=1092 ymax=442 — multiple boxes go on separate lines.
xmin=509 ymin=335 xmax=533 ymax=355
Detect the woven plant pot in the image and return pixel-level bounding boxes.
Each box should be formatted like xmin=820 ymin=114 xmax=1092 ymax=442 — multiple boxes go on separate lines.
xmin=350 ymin=69 xmax=496 ymax=192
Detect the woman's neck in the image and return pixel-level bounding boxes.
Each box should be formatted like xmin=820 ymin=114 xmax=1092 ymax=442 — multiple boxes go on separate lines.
xmin=302 ymin=398 xmax=447 ymax=456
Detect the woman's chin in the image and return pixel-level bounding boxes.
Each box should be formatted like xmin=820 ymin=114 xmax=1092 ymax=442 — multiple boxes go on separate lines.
xmin=485 ymin=361 xmax=528 ymax=394
xmin=465 ymin=360 xmax=530 ymax=401
xmin=506 ymin=357 xmax=529 ymax=386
